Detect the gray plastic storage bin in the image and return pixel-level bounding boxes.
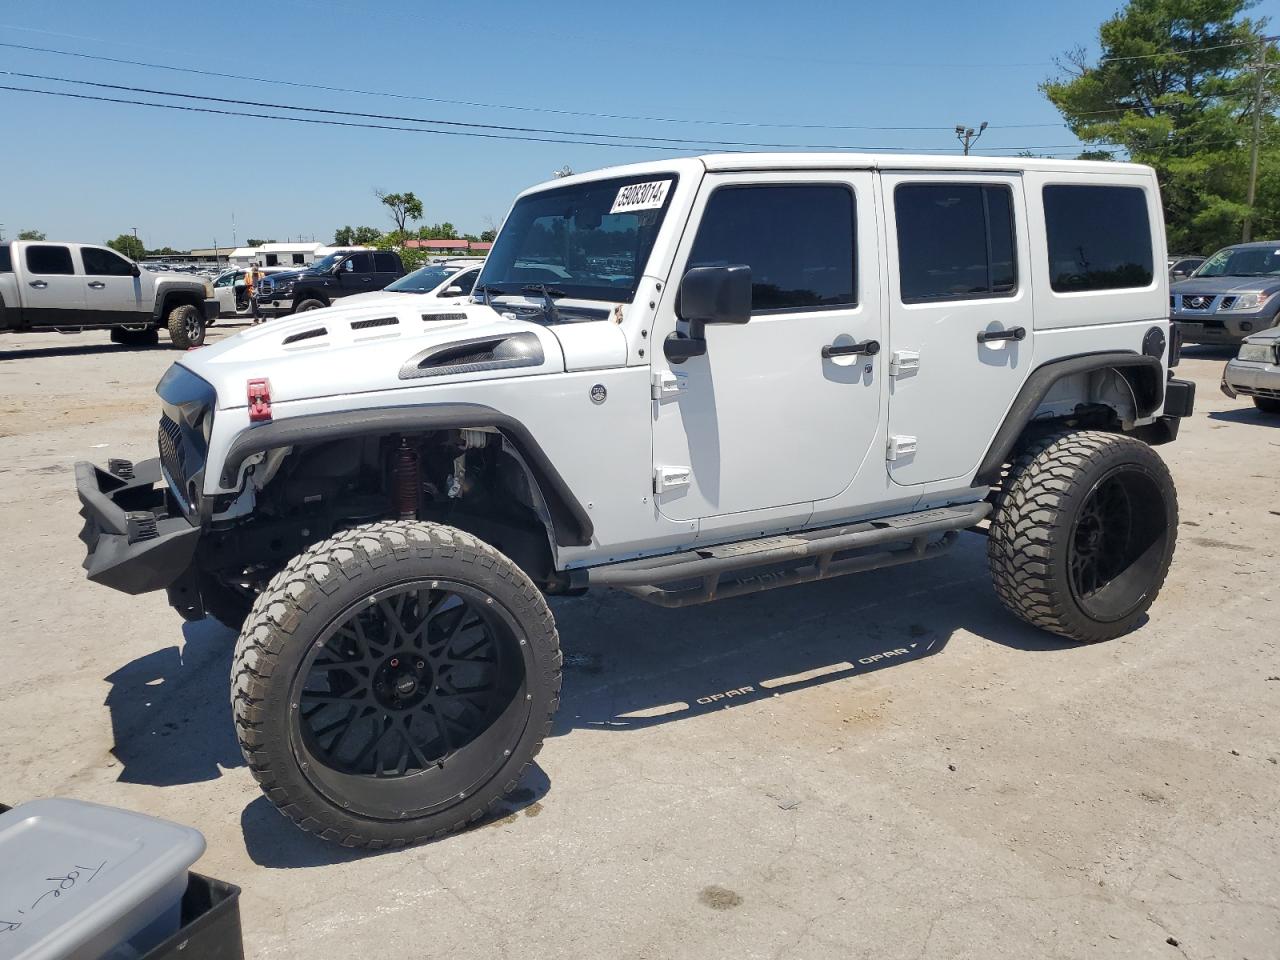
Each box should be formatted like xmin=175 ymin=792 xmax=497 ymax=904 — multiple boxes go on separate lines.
xmin=0 ymin=799 xmax=206 ymax=960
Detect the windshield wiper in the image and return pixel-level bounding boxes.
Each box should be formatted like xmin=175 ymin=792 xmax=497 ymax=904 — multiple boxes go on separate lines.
xmin=475 ymin=283 xmax=506 ymax=308
xmin=521 ymin=283 xmax=566 ymax=324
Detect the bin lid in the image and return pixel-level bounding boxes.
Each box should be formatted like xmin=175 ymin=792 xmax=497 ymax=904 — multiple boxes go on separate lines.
xmin=0 ymin=798 xmax=206 ymax=960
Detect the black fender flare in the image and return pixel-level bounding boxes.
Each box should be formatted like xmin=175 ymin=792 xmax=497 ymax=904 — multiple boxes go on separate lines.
xmin=291 ymin=288 xmax=329 ymax=308
xmin=218 ymin=403 xmax=593 ymax=547
xmin=152 ymin=288 xmax=205 ymax=322
xmin=972 ymin=351 xmax=1164 ymax=487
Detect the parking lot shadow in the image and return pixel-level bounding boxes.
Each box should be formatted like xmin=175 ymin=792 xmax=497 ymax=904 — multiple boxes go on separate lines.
xmin=0 ymin=342 xmax=169 ymax=361
xmin=103 ymin=617 xmax=244 ymax=786
xmin=239 ymin=763 xmax=551 ymax=868
xmin=549 ymin=533 xmax=1077 ymax=735
xmin=1208 ymin=406 xmax=1280 ymax=427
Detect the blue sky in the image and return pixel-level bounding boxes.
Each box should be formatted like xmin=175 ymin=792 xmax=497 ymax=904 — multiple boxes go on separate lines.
xmin=0 ymin=0 xmax=1273 ymax=249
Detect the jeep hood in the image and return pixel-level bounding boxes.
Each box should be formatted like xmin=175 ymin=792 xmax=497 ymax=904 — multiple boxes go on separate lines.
xmin=174 ymin=301 xmax=571 ymax=410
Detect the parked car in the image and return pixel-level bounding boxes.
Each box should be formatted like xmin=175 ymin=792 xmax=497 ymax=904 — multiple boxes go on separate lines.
xmin=0 ymin=241 xmax=217 ymax=348
xmin=76 ymin=153 xmax=1193 ymax=848
xmin=1170 ymin=241 xmax=1280 ymax=344
xmin=1168 ymin=254 xmax=1204 ymax=281
xmin=338 ymin=260 xmax=482 ymax=308
xmin=1221 ymin=327 xmax=1280 ymax=413
xmin=210 ymin=266 xmax=295 ymax=320
xmin=255 ymin=250 xmax=405 ymax=317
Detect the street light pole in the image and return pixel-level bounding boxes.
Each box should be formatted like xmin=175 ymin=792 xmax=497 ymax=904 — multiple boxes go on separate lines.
xmin=955 ymin=121 xmax=988 ymax=155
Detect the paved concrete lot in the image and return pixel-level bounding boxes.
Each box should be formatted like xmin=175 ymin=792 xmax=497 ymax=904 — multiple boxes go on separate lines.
xmin=2 ymin=325 xmax=1277 ymax=959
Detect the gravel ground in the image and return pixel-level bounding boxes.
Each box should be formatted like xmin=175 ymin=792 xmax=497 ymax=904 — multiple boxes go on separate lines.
xmin=1 ymin=324 xmax=1277 ymax=960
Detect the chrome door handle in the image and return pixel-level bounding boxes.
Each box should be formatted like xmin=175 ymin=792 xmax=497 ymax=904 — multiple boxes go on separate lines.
xmin=976 ymin=326 xmax=1026 ymax=343
xmin=87 ymin=281 xmax=106 ymax=289
xmin=821 ymin=339 xmax=880 ymax=358
xmin=28 ymin=280 xmax=47 ymax=289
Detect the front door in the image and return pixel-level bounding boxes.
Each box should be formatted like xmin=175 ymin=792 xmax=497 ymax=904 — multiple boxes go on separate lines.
xmin=339 ymin=253 xmax=376 ymax=291
xmin=80 ymin=246 xmax=148 ymax=323
xmin=21 ymin=244 xmax=85 ymax=328
xmin=651 ymin=171 xmax=884 ymax=523
xmin=881 ymin=173 xmax=1034 ymax=486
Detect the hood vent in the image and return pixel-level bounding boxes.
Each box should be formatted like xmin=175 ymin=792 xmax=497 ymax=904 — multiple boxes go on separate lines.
xmin=282 ymin=327 xmax=327 ymax=345
xmin=350 ymin=316 xmax=398 ymax=331
xmin=399 ymin=332 xmax=544 ymax=380
xmin=422 ymin=312 xmax=469 ymax=322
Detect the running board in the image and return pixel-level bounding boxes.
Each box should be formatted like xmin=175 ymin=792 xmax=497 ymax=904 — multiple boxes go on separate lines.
xmin=587 ymin=502 xmax=990 ymax=608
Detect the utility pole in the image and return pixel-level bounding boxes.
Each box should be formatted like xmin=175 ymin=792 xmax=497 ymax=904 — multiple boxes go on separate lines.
xmin=955 ymin=122 xmax=988 ymax=155
xmin=131 ymin=226 xmax=140 ymax=255
xmin=1242 ymin=38 xmax=1270 ymax=243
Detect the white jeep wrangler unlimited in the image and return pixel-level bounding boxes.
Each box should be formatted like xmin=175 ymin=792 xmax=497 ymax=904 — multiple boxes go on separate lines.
xmin=76 ymin=154 xmax=1195 ymax=848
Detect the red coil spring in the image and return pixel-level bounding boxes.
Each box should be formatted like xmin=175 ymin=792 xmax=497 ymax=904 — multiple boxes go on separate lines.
xmin=393 ymin=438 xmax=420 ymax=520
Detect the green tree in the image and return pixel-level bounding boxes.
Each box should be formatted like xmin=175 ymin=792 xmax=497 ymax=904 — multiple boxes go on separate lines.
xmin=1042 ymin=0 xmax=1280 ymax=252
xmin=245 ymin=238 xmax=274 ymax=247
xmin=479 ymin=229 xmax=497 ymax=243
xmin=16 ymin=228 xmax=45 ymax=241
xmin=333 ymin=225 xmax=383 ymax=245
xmin=415 ymin=222 xmax=459 ymax=240
xmin=107 ymin=233 xmax=146 ymax=261
xmin=376 ymin=191 xmax=423 ymax=233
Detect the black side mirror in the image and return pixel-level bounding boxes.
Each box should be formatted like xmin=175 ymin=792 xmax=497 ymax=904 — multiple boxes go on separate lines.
xmin=130 ymin=263 xmax=141 ymax=278
xmin=665 ymin=264 xmax=751 ymax=364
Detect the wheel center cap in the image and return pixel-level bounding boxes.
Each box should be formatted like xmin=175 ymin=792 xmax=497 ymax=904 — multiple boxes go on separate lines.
xmin=395 ymin=675 xmax=418 ymax=697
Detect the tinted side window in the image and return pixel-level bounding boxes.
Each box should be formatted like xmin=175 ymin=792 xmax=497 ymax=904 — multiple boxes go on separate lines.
xmin=1044 ymin=185 xmax=1153 ymax=292
xmin=25 ymin=245 xmax=75 ymax=275
xmin=346 ymin=253 xmax=375 ymax=272
xmin=688 ymin=184 xmax=856 ymax=311
xmin=0 ymin=245 xmax=11 ymax=272
xmin=895 ymin=184 xmax=1017 ymax=302
xmin=373 ymin=252 xmax=399 ymax=272
xmin=81 ymin=247 xmax=135 ymax=276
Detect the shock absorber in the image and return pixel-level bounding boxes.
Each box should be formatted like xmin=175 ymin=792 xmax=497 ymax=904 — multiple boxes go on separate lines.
xmin=392 ymin=437 xmax=420 ymax=521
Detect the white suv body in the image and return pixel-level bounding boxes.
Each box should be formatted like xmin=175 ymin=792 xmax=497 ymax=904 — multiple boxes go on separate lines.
xmin=76 ymin=154 xmax=1194 ymax=848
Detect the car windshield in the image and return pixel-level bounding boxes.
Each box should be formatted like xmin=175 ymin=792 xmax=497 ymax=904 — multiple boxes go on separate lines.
xmin=385 ymin=265 xmax=454 ymax=293
xmin=476 ymin=173 xmax=678 ymax=303
xmin=309 ymin=253 xmax=344 ymax=272
xmin=1193 ymin=246 xmax=1280 ymax=278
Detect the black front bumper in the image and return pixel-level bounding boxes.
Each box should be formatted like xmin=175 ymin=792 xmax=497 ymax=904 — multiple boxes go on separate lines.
xmin=76 ymin=458 xmax=200 ymax=595
xmin=203 ymin=298 xmax=219 ymax=321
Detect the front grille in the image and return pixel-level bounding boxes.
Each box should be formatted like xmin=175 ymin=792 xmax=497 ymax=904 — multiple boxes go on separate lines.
xmin=158 ymin=413 xmax=186 ymax=490
xmin=1181 ymin=294 xmax=1213 ymax=310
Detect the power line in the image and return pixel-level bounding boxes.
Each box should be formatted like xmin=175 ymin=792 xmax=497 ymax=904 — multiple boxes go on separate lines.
xmin=0 ymin=38 xmax=1069 ymax=133
xmin=0 ymin=69 xmax=1111 ymax=153
xmin=1100 ymin=36 xmax=1276 ymax=62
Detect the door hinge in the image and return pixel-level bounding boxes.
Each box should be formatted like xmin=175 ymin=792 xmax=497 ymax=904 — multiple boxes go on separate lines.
xmin=654 ymin=465 xmax=692 ymax=493
xmin=886 ymin=436 xmax=918 ymax=461
xmin=889 ymin=350 xmax=920 ymax=377
xmin=651 ymin=370 xmax=687 ymax=399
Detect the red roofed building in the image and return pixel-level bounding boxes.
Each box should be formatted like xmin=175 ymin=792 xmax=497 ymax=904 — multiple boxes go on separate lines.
xmin=401 ymin=239 xmax=494 ymax=255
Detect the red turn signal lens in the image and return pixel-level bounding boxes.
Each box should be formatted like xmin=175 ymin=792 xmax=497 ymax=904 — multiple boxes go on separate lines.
xmin=247 ymin=378 xmax=272 ymax=422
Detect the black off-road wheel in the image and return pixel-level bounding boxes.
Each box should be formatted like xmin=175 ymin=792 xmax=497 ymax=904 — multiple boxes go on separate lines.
xmin=231 ymin=521 xmax=561 ymax=848
xmin=166 ymin=303 xmax=206 ymax=349
xmin=988 ymin=429 xmax=1177 ymax=643
xmin=110 ymin=327 xmax=160 ymax=347
xmin=1254 ymin=396 xmax=1280 ymax=414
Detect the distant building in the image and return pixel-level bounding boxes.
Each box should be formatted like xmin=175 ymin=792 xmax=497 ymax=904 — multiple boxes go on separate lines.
xmin=403 ymin=239 xmax=492 ymax=255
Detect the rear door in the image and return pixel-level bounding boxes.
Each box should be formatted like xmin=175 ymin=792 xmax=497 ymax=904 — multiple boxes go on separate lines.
xmin=21 ymin=245 xmax=85 ymax=327
xmin=81 ymin=246 xmax=148 ymax=323
xmin=371 ymin=251 xmax=401 ymax=289
xmin=882 ymin=173 xmax=1033 ymax=486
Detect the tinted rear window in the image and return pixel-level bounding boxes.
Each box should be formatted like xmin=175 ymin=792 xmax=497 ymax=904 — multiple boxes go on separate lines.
xmin=1044 ymin=185 xmax=1154 ymax=292
xmin=0 ymin=245 xmax=10 ymax=272
xmin=895 ymin=183 xmax=1018 ymax=303
xmin=373 ymin=252 xmax=399 ymax=272
xmin=688 ymin=184 xmax=857 ymax=311
xmin=25 ymin=245 xmax=75 ymax=275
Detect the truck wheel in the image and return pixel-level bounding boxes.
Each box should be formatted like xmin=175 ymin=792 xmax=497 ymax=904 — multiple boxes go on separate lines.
xmin=1253 ymin=396 xmax=1280 ymax=414
xmin=231 ymin=521 xmax=561 ymax=848
xmin=295 ymin=299 xmax=326 ymax=312
xmin=987 ymin=429 xmax=1177 ymax=643
xmin=166 ymin=304 xmax=206 ymax=349
xmin=109 ymin=327 xmax=160 ymax=347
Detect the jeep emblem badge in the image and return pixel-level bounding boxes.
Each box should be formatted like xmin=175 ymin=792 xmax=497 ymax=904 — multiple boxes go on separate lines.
xmin=589 ymin=384 xmax=607 ymax=404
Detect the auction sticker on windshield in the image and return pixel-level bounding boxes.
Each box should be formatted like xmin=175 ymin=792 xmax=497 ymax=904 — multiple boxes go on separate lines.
xmin=611 ymin=180 xmax=672 ymax=214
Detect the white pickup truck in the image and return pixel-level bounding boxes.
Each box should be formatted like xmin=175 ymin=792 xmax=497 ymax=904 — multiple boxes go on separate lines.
xmin=0 ymin=240 xmax=218 ymax=348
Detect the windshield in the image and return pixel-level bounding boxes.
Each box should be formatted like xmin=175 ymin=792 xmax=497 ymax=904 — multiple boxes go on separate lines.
xmin=1193 ymin=246 xmax=1280 ymax=278
xmin=309 ymin=253 xmax=345 ymax=273
xmin=477 ymin=173 xmax=678 ymax=302
xmin=385 ymin=265 xmax=454 ymax=293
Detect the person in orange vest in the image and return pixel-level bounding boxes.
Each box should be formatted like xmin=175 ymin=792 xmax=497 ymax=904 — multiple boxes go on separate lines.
xmin=244 ymin=262 xmax=264 ymax=324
